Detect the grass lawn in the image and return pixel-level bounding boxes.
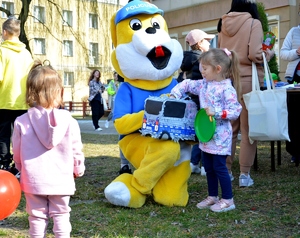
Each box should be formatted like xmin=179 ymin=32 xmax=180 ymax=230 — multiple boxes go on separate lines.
xmin=1 ymin=133 xmax=300 ymax=237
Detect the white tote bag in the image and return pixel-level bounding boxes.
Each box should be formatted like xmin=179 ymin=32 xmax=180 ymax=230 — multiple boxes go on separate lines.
xmin=243 ymin=53 xmax=290 ymax=142
xmin=102 ymin=96 xmax=108 ymax=111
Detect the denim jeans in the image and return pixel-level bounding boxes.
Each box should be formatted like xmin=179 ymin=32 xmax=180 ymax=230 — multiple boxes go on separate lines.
xmin=191 ymin=144 xmax=203 ymax=166
xmin=203 ymin=151 xmax=233 ymax=199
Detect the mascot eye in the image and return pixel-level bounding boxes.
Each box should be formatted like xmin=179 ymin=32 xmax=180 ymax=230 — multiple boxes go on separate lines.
xmin=130 ymin=19 xmax=142 ymax=31
xmin=151 ymin=18 xmax=161 ymax=29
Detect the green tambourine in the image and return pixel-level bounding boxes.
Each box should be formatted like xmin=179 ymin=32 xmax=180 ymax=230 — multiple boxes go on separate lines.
xmin=194 ymin=109 xmax=216 ymax=142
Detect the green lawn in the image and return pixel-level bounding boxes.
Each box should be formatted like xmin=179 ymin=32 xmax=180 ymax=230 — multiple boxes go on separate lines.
xmin=1 ymin=134 xmax=299 ymax=238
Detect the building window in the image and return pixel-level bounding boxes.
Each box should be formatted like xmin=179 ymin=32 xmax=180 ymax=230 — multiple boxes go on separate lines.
xmin=34 ymin=6 xmax=45 ymax=23
xmin=34 ymin=38 xmax=46 ymax=55
xmin=89 ymin=43 xmax=99 ymax=65
xmin=1 ymin=2 xmax=14 ymax=18
xmin=89 ymin=14 xmax=98 ymax=29
xmin=63 ymin=40 xmax=73 ymax=57
xmin=63 ymin=10 xmax=73 ymax=26
xmin=269 ymin=22 xmax=279 ymax=67
xmin=267 ymin=15 xmax=280 ymax=69
xmin=64 ymin=72 xmax=74 ymax=87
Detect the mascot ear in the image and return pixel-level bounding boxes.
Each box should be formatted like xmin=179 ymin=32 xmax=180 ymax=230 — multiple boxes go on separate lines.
xmin=110 ymin=12 xmax=117 ymax=47
xmin=110 ymin=12 xmax=124 ymax=79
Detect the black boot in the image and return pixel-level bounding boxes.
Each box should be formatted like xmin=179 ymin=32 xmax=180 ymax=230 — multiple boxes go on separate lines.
xmin=0 ymin=157 xmax=20 ymax=178
xmin=118 ymin=165 xmax=132 ymax=175
xmin=0 ymin=157 xmax=11 ymax=171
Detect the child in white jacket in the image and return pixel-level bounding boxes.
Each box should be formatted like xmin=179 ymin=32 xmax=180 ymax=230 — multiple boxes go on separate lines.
xmin=12 ymin=60 xmax=85 ymax=238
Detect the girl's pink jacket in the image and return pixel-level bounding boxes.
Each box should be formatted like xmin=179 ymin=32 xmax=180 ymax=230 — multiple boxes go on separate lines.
xmin=12 ymin=106 xmax=85 ymax=195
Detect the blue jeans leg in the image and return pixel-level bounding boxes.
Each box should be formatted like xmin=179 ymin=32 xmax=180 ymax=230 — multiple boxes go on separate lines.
xmin=203 ymin=152 xmax=233 ymax=199
xmin=191 ymin=144 xmax=202 ymax=166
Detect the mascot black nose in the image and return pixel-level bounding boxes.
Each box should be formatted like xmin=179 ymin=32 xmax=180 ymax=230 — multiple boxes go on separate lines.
xmin=146 ymin=27 xmax=156 ymax=34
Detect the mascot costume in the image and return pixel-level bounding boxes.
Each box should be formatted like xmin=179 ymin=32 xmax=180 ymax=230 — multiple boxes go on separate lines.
xmin=104 ymin=0 xmax=192 ymax=208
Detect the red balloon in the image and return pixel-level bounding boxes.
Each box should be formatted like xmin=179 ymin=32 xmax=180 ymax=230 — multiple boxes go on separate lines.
xmin=0 ymin=170 xmax=21 ymax=220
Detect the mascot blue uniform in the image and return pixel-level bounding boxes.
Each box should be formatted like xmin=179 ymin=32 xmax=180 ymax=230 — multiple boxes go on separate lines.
xmin=104 ymin=0 xmax=192 ymax=208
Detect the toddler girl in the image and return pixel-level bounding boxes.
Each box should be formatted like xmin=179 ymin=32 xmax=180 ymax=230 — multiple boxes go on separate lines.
xmin=12 ymin=60 xmax=85 ymax=237
xmin=170 ymin=48 xmax=242 ymax=212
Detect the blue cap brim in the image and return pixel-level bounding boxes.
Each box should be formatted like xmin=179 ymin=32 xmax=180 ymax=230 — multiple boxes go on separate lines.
xmin=115 ymin=0 xmax=164 ymax=25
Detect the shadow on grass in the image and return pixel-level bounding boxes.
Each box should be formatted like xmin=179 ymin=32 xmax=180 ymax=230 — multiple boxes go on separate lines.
xmin=81 ymin=133 xmax=119 ymax=146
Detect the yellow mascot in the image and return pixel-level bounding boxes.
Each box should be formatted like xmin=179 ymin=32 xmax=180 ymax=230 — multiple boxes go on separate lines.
xmin=104 ymin=0 xmax=191 ymax=208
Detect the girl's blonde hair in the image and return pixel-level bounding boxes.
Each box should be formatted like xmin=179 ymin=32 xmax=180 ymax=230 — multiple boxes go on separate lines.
xmin=200 ymin=48 xmax=241 ymax=101
xmin=26 ymin=60 xmax=64 ymax=108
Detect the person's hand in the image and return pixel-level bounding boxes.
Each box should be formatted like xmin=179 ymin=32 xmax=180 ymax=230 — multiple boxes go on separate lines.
xmin=264 ymin=48 xmax=275 ymax=61
xmin=74 ymin=172 xmax=84 ymax=178
xmin=205 ymin=107 xmax=215 ymax=116
xmin=296 ymin=46 xmax=300 ymax=56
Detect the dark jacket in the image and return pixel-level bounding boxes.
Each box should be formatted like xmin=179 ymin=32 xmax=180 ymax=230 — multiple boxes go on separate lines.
xmin=179 ymin=50 xmax=203 ymax=109
xmin=180 ymin=50 xmax=203 ymax=80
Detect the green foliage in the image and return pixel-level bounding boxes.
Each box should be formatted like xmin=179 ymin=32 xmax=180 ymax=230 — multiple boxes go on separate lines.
xmin=269 ymin=55 xmax=280 ymax=79
xmin=257 ymin=2 xmax=269 ymax=32
xmin=257 ymin=2 xmax=280 ymax=80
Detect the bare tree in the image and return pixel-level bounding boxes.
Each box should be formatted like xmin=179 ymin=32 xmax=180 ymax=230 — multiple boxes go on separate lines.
xmin=0 ymin=0 xmax=121 ymax=55
xmin=18 ymin=0 xmax=32 ymax=52
xmin=0 ymin=0 xmax=122 ymax=102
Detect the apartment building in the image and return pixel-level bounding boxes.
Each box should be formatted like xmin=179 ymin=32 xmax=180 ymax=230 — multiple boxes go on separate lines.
xmin=1 ymin=0 xmax=299 ymax=102
xmin=154 ymin=0 xmax=300 ymax=80
xmin=1 ymin=0 xmax=124 ymax=102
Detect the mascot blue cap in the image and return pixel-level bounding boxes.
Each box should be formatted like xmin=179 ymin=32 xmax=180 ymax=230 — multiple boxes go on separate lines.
xmin=114 ymin=0 xmax=164 ymax=25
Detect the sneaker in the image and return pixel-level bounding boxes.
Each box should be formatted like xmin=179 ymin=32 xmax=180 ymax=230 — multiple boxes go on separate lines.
xmin=0 ymin=162 xmax=20 ymax=178
xmin=105 ymin=120 xmax=109 ymax=128
xmin=210 ymin=198 xmax=235 ymax=212
xmin=9 ymin=166 xmax=20 ymax=178
xmin=118 ymin=165 xmax=132 ymax=175
xmin=95 ymin=127 xmax=103 ymax=131
xmin=229 ymin=172 xmax=234 ymax=182
xmin=15 ymin=172 xmax=21 ymax=179
xmin=200 ymin=166 xmax=206 ymax=176
xmin=196 ymin=196 xmax=219 ymax=209
xmin=190 ymin=163 xmax=201 ymax=174
xmin=239 ymin=174 xmax=254 ymax=187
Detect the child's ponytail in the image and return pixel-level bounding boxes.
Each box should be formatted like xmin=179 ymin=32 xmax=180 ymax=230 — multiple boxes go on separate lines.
xmin=228 ymin=51 xmax=241 ymax=102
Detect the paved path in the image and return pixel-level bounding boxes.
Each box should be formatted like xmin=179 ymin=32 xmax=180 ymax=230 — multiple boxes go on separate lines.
xmin=77 ymin=119 xmax=118 ymax=135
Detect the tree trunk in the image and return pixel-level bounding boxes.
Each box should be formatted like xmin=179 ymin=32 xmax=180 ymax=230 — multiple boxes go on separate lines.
xmin=18 ymin=0 xmax=32 ymax=53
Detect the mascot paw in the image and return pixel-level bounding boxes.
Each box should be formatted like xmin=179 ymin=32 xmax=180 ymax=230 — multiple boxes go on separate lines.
xmin=104 ymin=173 xmax=146 ymax=208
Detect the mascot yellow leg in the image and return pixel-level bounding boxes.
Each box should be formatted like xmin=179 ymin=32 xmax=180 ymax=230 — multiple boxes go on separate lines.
xmin=104 ymin=133 xmax=181 ymax=208
xmin=104 ymin=173 xmax=147 ymax=208
xmin=152 ymin=142 xmax=191 ymax=206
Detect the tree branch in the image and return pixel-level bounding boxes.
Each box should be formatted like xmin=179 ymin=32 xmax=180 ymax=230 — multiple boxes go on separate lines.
xmin=0 ymin=7 xmax=12 ymax=17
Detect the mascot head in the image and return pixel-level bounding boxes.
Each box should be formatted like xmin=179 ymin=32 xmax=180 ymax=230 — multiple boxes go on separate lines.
xmin=110 ymin=0 xmax=183 ymax=90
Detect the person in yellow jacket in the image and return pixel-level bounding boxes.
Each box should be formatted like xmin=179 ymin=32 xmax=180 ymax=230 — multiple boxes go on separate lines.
xmin=0 ymin=17 xmax=34 ymax=174
xmin=107 ymin=72 xmax=118 ymax=109
xmin=105 ymin=71 xmax=119 ymax=128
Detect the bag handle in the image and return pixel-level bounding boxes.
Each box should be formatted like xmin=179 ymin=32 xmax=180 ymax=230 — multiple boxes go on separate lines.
xmin=251 ymin=62 xmax=261 ymax=91
xmin=249 ymin=19 xmax=261 ymax=92
xmin=262 ymin=52 xmax=275 ymax=90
